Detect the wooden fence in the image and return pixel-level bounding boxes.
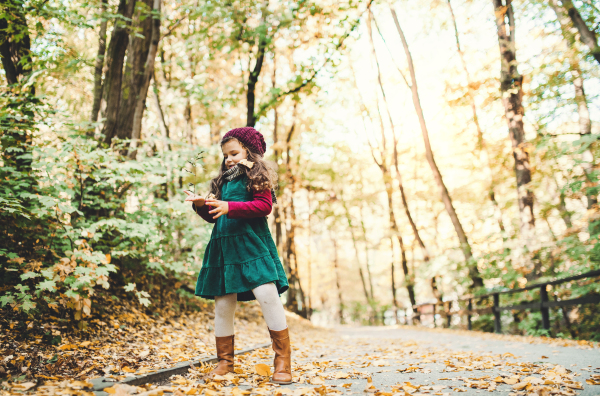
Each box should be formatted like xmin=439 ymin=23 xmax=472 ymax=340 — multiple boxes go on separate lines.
xmin=412 ymin=269 xmax=600 ymax=333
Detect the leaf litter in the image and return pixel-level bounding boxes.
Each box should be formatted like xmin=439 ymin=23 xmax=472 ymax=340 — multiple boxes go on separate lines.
xmin=2 ymin=308 xmax=599 ymax=395
xmin=0 ymin=300 xmax=278 ymax=395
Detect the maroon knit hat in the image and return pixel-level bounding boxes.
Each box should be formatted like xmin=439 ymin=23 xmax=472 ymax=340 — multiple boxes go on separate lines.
xmin=222 ymin=127 xmax=267 ymax=156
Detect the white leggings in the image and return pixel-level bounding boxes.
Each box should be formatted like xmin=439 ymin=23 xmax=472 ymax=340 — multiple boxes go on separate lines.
xmin=214 ymin=282 xmax=288 ymax=337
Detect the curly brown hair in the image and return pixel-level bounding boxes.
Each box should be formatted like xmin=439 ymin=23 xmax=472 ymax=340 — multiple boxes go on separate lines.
xmin=209 ymin=137 xmax=278 ymax=199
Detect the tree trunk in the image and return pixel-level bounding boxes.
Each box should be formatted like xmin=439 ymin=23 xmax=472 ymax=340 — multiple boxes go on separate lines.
xmin=447 ymin=0 xmax=507 ymax=234
xmin=101 ymin=0 xmax=136 ymax=145
xmin=307 ymin=191 xmax=313 ymax=319
xmin=342 ymin=200 xmax=371 ymax=304
xmin=366 ymin=14 xmax=414 ymax=312
xmin=359 ymin=203 xmax=375 ymax=301
xmin=128 ymin=0 xmax=162 ymax=158
xmin=557 ymin=0 xmax=600 ymax=66
xmin=549 ymin=0 xmax=596 ymax=210
xmin=272 ymin=55 xmax=284 ymax=254
xmin=89 ymin=0 xmax=108 ymax=130
xmin=246 ymin=21 xmax=267 ymax=127
xmin=0 ymin=0 xmax=32 ymax=88
xmin=0 ymin=0 xmax=34 ymax=173
xmin=430 ymin=276 xmax=445 ymax=327
xmin=331 ymin=235 xmax=344 ymax=324
xmin=284 ymin=184 xmax=307 ymax=317
xmin=390 ymin=7 xmax=484 ymax=288
xmin=369 ymin=11 xmax=432 ymax=269
xmin=282 ymin=109 xmax=307 ymax=318
xmin=491 ymin=0 xmax=537 ymax=255
xmin=151 ymin=74 xmax=171 ymax=152
xmin=117 ymin=0 xmax=154 ymax=142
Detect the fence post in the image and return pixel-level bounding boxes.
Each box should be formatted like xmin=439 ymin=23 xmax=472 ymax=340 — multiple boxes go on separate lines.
xmin=446 ymin=301 xmax=452 ymax=328
xmin=493 ymin=293 xmax=501 ymax=334
xmin=467 ymin=298 xmax=472 ymax=330
xmin=540 ymin=285 xmax=550 ymax=331
xmin=432 ymin=304 xmax=436 ymax=327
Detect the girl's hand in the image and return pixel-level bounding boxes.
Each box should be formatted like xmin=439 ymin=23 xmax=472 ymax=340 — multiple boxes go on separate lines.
xmin=184 ymin=190 xmax=205 ymax=207
xmin=206 ymin=198 xmax=229 ymax=219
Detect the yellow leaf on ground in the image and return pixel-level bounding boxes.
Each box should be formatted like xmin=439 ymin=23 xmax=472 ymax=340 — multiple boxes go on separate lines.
xmin=523 ymin=376 xmax=544 ymax=385
xmin=58 ymin=344 xmax=77 ymax=350
xmin=586 ymin=379 xmax=600 ymax=385
xmin=255 ymin=363 xmax=271 ymax=376
xmin=512 ymin=382 xmax=528 ymax=390
xmin=122 ymin=366 xmax=136 ymax=373
xmin=503 ymin=378 xmax=518 ymax=385
xmin=12 ymin=382 xmax=36 ymax=390
xmin=232 ymin=388 xmax=252 ymax=396
xmin=310 ymin=377 xmax=324 ymax=385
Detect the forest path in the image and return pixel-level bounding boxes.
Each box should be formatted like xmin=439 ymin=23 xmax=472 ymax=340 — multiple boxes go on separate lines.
xmin=161 ymin=325 xmax=600 ymax=395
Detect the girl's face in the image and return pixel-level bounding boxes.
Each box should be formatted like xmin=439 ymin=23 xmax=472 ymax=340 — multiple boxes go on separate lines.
xmin=222 ymin=139 xmax=248 ymax=169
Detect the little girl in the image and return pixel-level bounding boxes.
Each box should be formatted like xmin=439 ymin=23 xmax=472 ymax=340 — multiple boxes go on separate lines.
xmin=183 ymin=127 xmax=292 ymax=384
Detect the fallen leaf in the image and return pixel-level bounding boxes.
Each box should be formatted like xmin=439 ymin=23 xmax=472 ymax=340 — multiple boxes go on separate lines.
xmin=586 ymin=379 xmax=600 ymax=385
xmin=12 ymin=382 xmax=36 ymax=390
xmin=523 ymin=376 xmax=544 ymax=385
xmin=255 ymin=363 xmax=271 ymax=377
xmin=512 ymin=382 xmax=528 ymax=391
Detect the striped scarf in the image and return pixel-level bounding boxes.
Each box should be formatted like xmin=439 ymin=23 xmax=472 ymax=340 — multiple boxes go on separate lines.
xmin=223 ymin=164 xmax=278 ymax=205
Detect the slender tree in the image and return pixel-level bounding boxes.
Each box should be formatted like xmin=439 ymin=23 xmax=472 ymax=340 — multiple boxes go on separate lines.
xmin=446 ymin=0 xmax=507 ymax=234
xmin=101 ymin=0 xmax=136 ymax=144
xmin=342 ymin=197 xmax=372 ymax=304
xmin=390 ymin=7 xmax=484 ymax=287
xmin=490 ymin=0 xmax=538 ymax=256
xmin=354 ymin=22 xmax=411 ymax=312
xmin=331 ymin=232 xmax=345 ymax=324
xmin=89 ymin=0 xmax=108 ymax=130
xmin=548 ymin=0 xmax=596 ymax=210
xmin=0 ymin=0 xmax=31 ymax=87
xmin=0 ymin=0 xmax=34 ymax=172
xmin=129 ymin=0 xmax=162 ymax=157
xmin=151 ymin=73 xmax=171 ymax=152
xmin=246 ymin=12 xmax=268 ymax=127
xmin=371 ymin=14 xmax=433 ymax=280
xmin=282 ymin=108 xmax=308 ymax=318
xmin=359 ymin=202 xmax=375 ymax=302
xmin=552 ymin=0 xmax=600 ymax=66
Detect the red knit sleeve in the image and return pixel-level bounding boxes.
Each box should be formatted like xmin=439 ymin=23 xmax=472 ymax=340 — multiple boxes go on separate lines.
xmin=227 ymin=189 xmax=273 ymax=219
xmin=192 ymin=203 xmax=217 ymax=223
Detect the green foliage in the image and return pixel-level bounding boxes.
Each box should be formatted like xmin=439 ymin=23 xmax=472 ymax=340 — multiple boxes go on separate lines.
xmin=0 ymin=88 xmax=211 ymax=323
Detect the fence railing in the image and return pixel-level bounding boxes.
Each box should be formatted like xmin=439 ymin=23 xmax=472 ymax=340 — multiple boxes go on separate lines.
xmin=412 ymin=269 xmax=600 ymax=333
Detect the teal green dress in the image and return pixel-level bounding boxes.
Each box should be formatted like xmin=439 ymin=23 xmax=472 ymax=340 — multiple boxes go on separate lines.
xmin=195 ymin=175 xmax=289 ymax=302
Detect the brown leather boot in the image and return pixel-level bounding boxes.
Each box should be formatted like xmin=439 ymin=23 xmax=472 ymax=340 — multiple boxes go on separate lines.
xmin=204 ymin=335 xmax=235 ymax=381
xmin=269 ymin=327 xmax=292 ymax=384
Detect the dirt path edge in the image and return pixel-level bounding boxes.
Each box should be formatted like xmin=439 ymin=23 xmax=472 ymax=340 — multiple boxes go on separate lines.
xmin=90 ymin=342 xmax=272 ymax=393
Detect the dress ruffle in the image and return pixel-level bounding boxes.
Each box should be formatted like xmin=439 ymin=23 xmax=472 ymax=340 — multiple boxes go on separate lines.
xmin=194 ymin=176 xmax=289 ymax=302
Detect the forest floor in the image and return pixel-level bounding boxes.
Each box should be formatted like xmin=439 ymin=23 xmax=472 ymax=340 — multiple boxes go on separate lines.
xmin=2 ymin=308 xmax=600 ymax=396
xmin=153 ymin=325 xmax=599 ymax=396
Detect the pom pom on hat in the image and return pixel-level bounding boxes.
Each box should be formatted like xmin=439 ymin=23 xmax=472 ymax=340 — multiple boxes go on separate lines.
xmin=222 ymin=127 xmax=267 ymax=156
